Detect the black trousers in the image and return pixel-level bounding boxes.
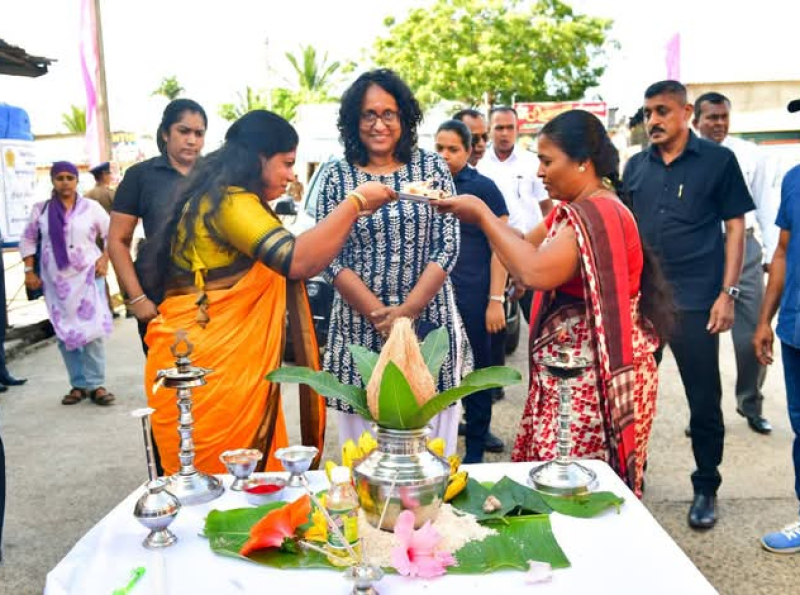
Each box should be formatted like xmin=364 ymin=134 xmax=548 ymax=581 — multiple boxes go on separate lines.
xmin=0 ymin=433 xmax=5 ymax=561
xmin=456 ymin=296 xmax=493 ymax=462
xmin=656 ymin=309 xmax=724 ymax=495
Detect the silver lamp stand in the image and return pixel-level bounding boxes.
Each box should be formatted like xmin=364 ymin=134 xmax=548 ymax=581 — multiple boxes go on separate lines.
xmin=154 ymin=330 xmax=224 ymax=505
xmin=529 ymin=350 xmax=597 ymax=495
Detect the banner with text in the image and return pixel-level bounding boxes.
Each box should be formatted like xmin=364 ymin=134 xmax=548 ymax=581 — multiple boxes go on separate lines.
xmin=514 ymin=101 xmax=608 ymax=134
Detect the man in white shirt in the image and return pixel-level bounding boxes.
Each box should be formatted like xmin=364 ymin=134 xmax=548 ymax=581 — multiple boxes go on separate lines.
xmin=478 ymin=106 xmax=552 ymax=234
xmin=693 ymin=92 xmax=779 ymax=434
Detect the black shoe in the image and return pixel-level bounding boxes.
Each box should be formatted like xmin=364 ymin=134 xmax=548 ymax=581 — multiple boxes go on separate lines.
xmin=0 ymin=374 xmax=26 ymax=386
xmin=688 ymin=494 xmax=717 ymax=529
xmin=458 ymin=422 xmax=466 ymax=436
xmin=0 ymin=384 xmax=7 ymax=393
xmin=736 ymin=409 xmax=772 ymax=434
xmin=484 ymin=431 xmax=505 ymax=453
xmin=684 ymin=425 xmax=691 ymax=438
xmin=491 ymin=388 xmax=505 ymax=403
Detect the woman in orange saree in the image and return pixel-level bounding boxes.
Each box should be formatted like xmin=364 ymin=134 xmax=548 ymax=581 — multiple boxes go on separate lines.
xmin=140 ymin=111 xmax=395 ymax=475
xmin=436 ymin=110 xmax=674 ymax=496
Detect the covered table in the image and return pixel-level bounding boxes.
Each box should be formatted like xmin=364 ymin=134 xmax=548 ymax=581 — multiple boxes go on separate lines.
xmin=45 ymin=460 xmax=716 ymax=594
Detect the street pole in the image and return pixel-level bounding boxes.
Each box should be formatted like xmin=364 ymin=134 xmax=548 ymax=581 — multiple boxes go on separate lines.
xmin=94 ymin=0 xmax=112 ymax=162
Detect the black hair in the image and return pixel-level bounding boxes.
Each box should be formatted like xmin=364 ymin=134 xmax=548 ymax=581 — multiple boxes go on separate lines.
xmin=156 ymin=98 xmax=208 ymax=155
xmin=644 ymin=80 xmax=687 ymax=104
xmin=540 ymin=110 xmax=621 ymax=192
xmin=436 ymin=119 xmax=472 ymax=151
xmin=693 ymin=92 xmax=731 ymax=120
xmin=489 ymin=105 xmax=518 ymax=122
xmin=141 ymin=110 xmax=298 ymax=302
xmin=542 ymin=109 xmax=675 ymax=341
xmin=338 ymin=69 xmax=422 ymax=166
xmin=453 ymin=108 xmax=484 ymax=121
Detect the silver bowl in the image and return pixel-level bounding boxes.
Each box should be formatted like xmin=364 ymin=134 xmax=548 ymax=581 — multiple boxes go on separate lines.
xmin=219 ymin=449 xmax=263 ymax=491
xmin=274 ymin=445 xmax=319 ymax=487
xmin=243 ymin=474 xmax=287 ymax=506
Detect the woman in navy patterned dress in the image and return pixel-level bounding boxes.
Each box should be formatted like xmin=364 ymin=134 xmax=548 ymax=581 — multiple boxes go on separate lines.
xmin=316 ymin=69 xmax=470 ymax=453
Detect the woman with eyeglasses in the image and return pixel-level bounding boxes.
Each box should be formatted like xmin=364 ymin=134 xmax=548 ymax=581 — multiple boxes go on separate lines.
xmin=316 ymin=69 xmax=470 ymax=453
xmin=21 ymin=161 xmax=115 ymax=406
xmin=435 ymin=119 xmax=509 ymax=463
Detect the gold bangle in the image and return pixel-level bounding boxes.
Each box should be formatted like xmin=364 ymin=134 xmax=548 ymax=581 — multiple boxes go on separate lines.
xmin=348 ymin=191 xmax=367 ymax=211
xmin=346 ymin=195 xmax=362 ymax=215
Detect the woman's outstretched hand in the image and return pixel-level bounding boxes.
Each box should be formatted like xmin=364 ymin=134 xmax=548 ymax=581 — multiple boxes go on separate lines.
xmin=353 ymin=182 xmax=397 ymax=214
xmin=435 ymin=195 xmax=489 ymax=225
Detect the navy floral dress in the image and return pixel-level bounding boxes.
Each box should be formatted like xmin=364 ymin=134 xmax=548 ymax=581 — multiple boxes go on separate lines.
xmin=316 ymin=148 xmax=472 ymax=413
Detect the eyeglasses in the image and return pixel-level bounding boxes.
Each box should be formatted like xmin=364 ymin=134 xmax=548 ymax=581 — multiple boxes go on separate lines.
xmin=471 ymin=133 xmax=488 ymax=146
xmin=360 ymin=110 xmax=399 ymax=126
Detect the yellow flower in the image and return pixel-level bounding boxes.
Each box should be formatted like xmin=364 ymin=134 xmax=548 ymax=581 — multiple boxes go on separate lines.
xmin=427 ymin=438 xmax=446 ymax=458
xmin=358 ymin=431 xmax=378 ymax=456
xmin=342 ymin=440 xmax=364 ymax=469
xmin=447 ymin=454 xmax=461 ymax=476
xmin=444 ymin=471 xmax=468 ymax=502
xmin=324 ymin=460 xmax=337 ymax=483
xmin=304 ymin=506 xmax=328 ymax=543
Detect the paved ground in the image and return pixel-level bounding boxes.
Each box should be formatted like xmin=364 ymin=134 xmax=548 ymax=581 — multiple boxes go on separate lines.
xmin=0 ymin=317 xmax=798 ymax=594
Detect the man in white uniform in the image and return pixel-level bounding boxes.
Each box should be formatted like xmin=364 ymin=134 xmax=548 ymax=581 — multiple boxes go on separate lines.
xmin=693 ymin=91 xmax=779 ymax=435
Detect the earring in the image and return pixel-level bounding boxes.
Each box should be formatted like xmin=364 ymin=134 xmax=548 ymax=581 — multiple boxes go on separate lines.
xmin=578 ymin=165 xmax=586 ymax=172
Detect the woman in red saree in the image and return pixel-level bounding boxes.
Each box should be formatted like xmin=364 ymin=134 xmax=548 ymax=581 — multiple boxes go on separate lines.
xmin=437 ymin=110 xmax=673 ymax=496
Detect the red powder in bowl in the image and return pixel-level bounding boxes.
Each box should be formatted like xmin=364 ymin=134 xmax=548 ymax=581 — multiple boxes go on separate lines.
xmin=245 ymin=483 xmax=282 ymax=494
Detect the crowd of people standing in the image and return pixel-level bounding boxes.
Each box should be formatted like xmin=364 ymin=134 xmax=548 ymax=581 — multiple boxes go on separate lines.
xmin=7 ymin=70 xmax=800 ymax=559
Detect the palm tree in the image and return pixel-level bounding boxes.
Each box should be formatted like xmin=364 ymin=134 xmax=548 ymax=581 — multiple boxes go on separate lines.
xmin=218 ymin=86 xmax=268 ymax=122
xmin=61 ymin=105 xmax=86 ymax=133
xmin=284 ymin=45 xmax=341 ymax=102
xmin=152 ymin=75 xmax=184 ymax=100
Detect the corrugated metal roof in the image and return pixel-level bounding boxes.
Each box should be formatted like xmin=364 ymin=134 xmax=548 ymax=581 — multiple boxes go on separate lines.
xmin=0 ymin=39 xmax=54 ymax=77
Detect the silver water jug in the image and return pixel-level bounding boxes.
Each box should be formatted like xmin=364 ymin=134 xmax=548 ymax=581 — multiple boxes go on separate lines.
xmin=353 ymin=426 xmax=450 ymax=531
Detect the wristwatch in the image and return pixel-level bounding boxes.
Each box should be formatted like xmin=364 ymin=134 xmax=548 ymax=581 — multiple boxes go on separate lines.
xmin=24 ymin=265 xmax=34 ymax=273
xmin=489 ymin=295 xmax=506 ymax=304
xmin=722 ymin=286 xmax=740 ymax=300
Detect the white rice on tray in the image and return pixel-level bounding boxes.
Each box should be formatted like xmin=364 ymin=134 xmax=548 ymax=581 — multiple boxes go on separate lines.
xmin=357 ymin=503 xmax=496 ymax=568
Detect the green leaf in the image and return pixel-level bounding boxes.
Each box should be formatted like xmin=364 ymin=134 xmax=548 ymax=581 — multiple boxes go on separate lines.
xmin=348 ymin=345 xmax=379 ymax=385
xmin=490 ymin=476 xmax=551 ymax=517
xmin=205 ymin=503 xmax=285 ymax=556
xmin=449 ymin=478 xmax=505 ymax=522
xmin=451 ymin=515 xmax=570 ymax=573
xmin=414 ymin=366 xmax=522 ymax=427
xmin=420 ymin=326 xmax=449 ymax=379
xmin=267 ymin=367 xmax=372 ymax=419
xmin=539 ymin=491 xmax=625 ymax=518
xmin=377 ymin=361 xmax=422 ymax=429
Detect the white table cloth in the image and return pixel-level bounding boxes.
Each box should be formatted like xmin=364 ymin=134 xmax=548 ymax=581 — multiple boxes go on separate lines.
xmin=45 ymin=461 xmax=717 ymax=594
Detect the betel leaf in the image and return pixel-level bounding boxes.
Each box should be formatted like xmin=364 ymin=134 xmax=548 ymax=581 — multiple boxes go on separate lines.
xmin=377 ymin=361 xmax=422 ymax=429
xmin=413 ymin=366 xmax=522 ymax=427
xmin=267 ymin=367 xmax=372 ymax=419
xmin=490 ymin=476 xmax=551 ymax=517
xmin=420 ymin=326 xmax=449 ymax=380
xmin=539 ymin=491 xmax=624 ymax=518
xmin=450 ymin=515 xmax=570 ymax=573
xmin=449 ymin=477 xmax=507 ymax=522
xmin=348 ymin=344 xmax=379 ymax=385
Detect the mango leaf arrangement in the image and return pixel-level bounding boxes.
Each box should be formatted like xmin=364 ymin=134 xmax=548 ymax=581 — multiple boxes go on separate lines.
xmin=267 ymin=317 xmax=522 ymax=430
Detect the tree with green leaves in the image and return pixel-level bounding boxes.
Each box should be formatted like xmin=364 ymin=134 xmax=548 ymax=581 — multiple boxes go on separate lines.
xmin=218 ymin=86 xmax=300 ymax=123
xmin=373 ymin=0 xmax=613 ymax=107
xmin=61 ymin=105 xmax=86 ymax=134
xmin=152 ymin=75 xmax=184 ymax=101
xmin=284 ymin=45 xmax=341 ymax=102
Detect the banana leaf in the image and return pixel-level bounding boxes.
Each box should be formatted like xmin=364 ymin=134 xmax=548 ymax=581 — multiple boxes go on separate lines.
xmin=413 ymin=367 xmax=522 ymax=428
xmin=450 ymin=515 xmax=570 ymax=573
xmin=205 ymin=505 xmax=570 ymax=574
xmin=377 ymin=362 xmax=421 ymax=429
xmin=348 ymin=345 xmax=379 ymax=384
xmin=266 ymin=367 xmax=372 ymax=419
xmin=420 ymin=326 xmax=449 ymax=380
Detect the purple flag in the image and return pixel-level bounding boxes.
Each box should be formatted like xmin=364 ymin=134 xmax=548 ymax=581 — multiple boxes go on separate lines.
xmin=80 ymin=0 xmax=100 ymax=167
xmin=665 ymin=33 xmax=681 ymax=80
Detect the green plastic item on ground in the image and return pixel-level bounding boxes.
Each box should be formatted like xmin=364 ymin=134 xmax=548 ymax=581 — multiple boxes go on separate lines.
xmin=111 ymin=566 xmax=145 ymax=595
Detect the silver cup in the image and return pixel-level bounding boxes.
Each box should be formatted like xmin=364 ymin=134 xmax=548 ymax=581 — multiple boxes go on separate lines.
xmin=220 ymin=449 xmax=263 ymax=491
xmin=274 ymin=445 xmax=319 ymax=487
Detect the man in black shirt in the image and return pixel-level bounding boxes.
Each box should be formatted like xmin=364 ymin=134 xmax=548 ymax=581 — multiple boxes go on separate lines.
xmin=623 ymin=81 xmax=754 ymax=530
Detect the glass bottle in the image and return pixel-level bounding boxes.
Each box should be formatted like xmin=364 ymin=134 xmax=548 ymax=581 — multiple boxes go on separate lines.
xmin=325 ymin=465 xmax=361 ymax=566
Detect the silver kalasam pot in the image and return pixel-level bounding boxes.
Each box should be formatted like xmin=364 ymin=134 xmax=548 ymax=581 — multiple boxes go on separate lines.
xmin=353 ymin=426 xmax=450 ymax=531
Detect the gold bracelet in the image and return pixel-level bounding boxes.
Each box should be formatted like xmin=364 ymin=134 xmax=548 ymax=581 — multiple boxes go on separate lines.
xmin=346 ymin=195 xmax=362 ymax=215
xmin=347 ymin=191 xmax=368 ymax=211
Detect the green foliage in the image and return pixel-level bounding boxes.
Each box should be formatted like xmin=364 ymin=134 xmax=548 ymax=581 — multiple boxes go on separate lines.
xmin=284 ymin=44 xmax=342 ymax=103
xmin=152 ymin=75 xmax=184 ymax=101
xmin=377 ymin=362 xmax=420 ymax=428
xmin=61 ymin=105 xmax=86 ymax=134
xmin=218 ymin=86 xmax=300 ymax=123
xmin=266 ymin=367 xmax=371 ymax=418
xmin=373 ymin=0 xmax=613 ymax=107
xmin=420 ymin=326 xmax=449 ymax=379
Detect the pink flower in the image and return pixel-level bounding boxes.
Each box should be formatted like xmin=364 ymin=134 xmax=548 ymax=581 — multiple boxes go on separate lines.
xmin=390 ymin=510 xmax=455 ymax=578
